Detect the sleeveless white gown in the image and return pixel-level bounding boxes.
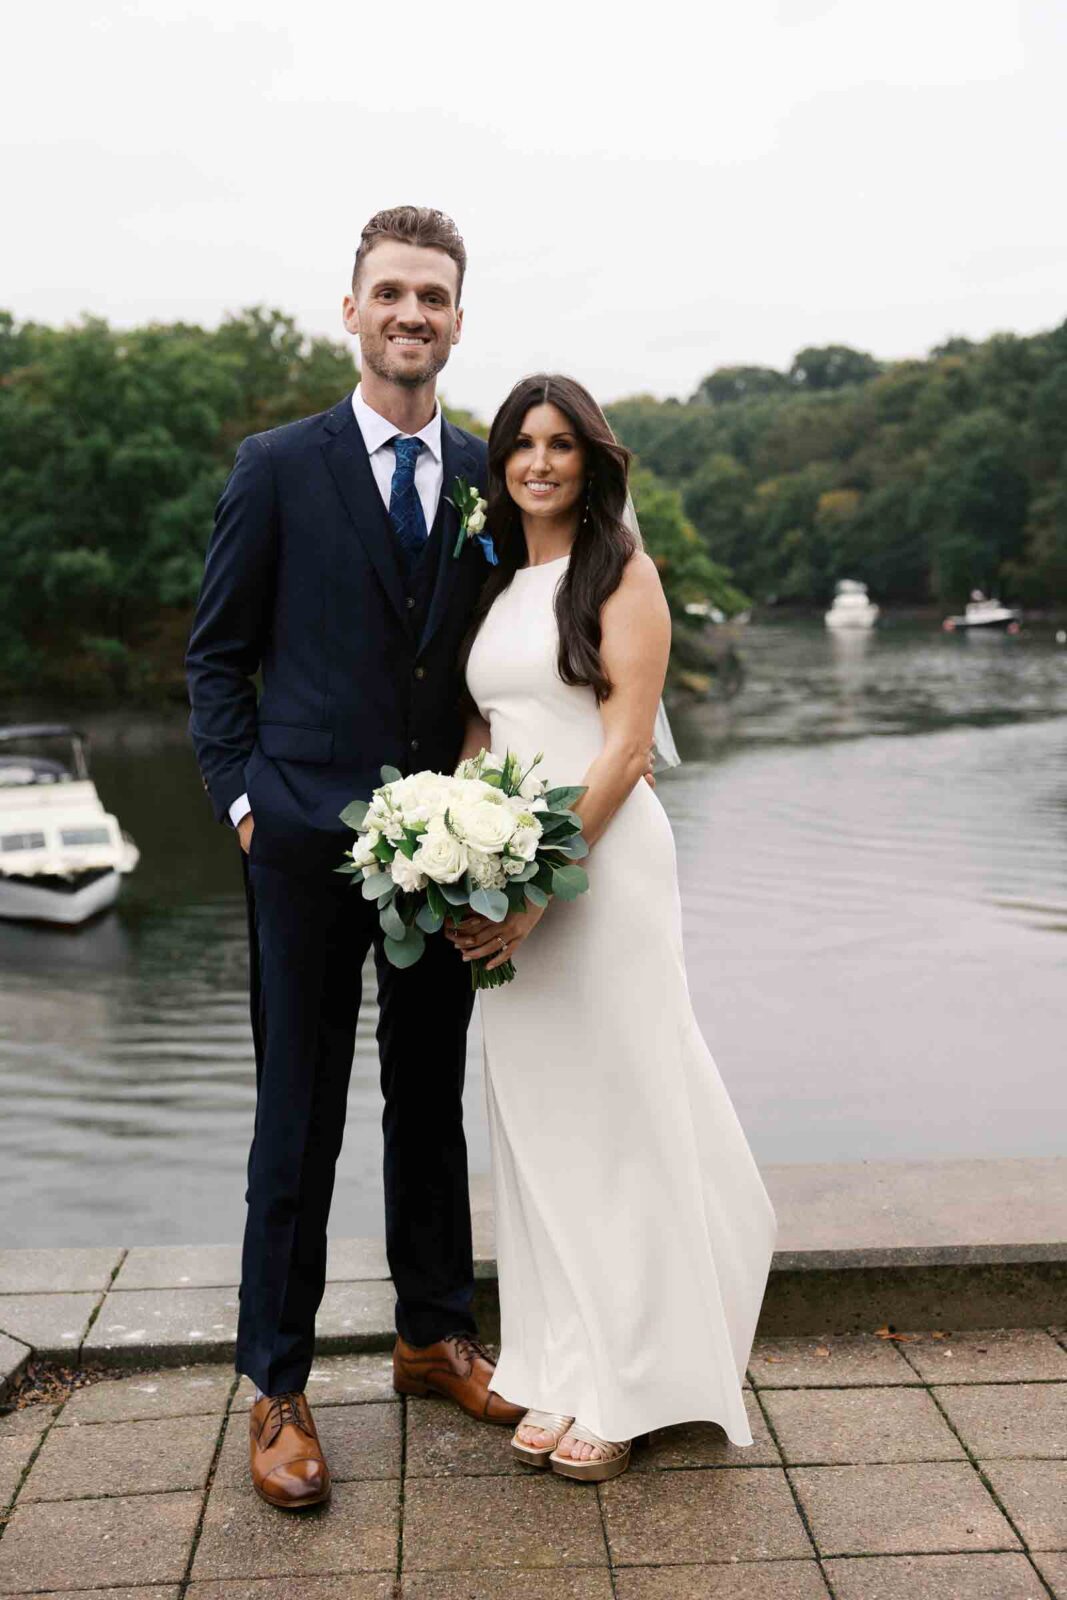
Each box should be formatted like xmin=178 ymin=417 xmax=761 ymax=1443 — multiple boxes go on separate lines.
xmin=465 ymin=555 xmax=777 ymax=1445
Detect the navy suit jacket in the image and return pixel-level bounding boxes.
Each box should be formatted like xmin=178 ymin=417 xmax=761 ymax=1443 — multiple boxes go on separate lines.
xmin=186 ymin=392 xmax=489 ymax=874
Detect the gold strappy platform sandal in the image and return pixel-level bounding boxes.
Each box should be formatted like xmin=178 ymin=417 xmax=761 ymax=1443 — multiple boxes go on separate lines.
xmin=549 ymin=1421 xmax=632 ymax=1482
xmin=511 ymin=1409 xmax=575 ymax=1468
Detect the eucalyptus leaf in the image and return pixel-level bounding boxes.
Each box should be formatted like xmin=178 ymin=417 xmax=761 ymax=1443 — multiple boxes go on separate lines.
xmin=553 ymin=834 xmax=589 ymax=860
xmin=551 ymin=863 xmax=589 ymax=901
xmin=339 ymin=799 xmax=369 ymax=830
xmin=383 ymin=927 xmax=426 ymax=969
xmin=513 ymin=860 xmax=539 ymax=881
xmin=335 ymin=862 xmax=362 ymax=875
xmin=380 ymin=764 xmax=403 ymax=784
xmin=416 ymin=901 xmax=444 ymax=934
xmin=379 ymin=901 xmax=406 ymax=941
xmin=545 ymin=785 xmax=586 ymax=809
xmin=438 ymin=877 xmax=471 ymax=906
xmin=425 ymin=881 xmax=446 ymax=918
xmin=361 ymin=871 xmax=393 ymax=900
xmin=524 ymin=883 xmax=549 ymax=908
xmin=469 ymin=887 xmax=509 ymax=923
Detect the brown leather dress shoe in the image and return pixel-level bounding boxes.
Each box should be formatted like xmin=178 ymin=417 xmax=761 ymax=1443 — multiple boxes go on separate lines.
xmin=393 ymin=1332 xmax=525 ymax=1425
xmin=248 ymin=1391 xmax=331 ymax=1509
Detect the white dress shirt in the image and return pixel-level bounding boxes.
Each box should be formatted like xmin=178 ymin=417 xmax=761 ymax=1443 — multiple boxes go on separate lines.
xmin=228 ymin=385 xmax=446 ymax=829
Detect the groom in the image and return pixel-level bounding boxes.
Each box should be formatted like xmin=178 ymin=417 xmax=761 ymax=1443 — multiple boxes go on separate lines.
xmin=186 ymin=206 xmax=523 ymax=1510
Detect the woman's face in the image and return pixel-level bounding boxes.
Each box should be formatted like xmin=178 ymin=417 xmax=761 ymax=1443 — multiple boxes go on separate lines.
xmin=504 ymin=402 xmax=587 ymax=522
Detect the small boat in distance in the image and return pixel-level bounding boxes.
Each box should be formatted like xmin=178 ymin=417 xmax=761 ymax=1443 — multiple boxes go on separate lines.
xmin=0 ymin=724 xmax=139 ymax=925
xmin=942 ymin=591 xmax=1022 ymax=633
xmin=825 ymin=579 xmax=880 ymax=630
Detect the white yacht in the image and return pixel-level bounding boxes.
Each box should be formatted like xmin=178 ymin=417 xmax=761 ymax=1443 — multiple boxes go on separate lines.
xmin=825 ymin=579 xmax=880 ymax=630
xmin=0 ymin=724 xmax=139 ymax=925
xmin=943 ymin=591 xmax=1022 ymax=632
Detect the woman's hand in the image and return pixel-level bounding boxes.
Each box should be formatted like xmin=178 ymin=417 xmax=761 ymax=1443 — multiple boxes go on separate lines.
xmin=445 ymin=901 xmax=548 ymax=971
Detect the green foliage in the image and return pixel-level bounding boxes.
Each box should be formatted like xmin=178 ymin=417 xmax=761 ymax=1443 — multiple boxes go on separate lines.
xmin=0 ymin=307 xmax=357 ymax=692
xmin=607 ymin=326 xmax=1067 ymax=606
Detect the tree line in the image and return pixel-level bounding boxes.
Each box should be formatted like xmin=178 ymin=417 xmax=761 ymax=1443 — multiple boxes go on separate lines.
xmin=2 ymin=306 xmax=1063 ymax=697
xmin=0 ymin=308 xmax=729 ymax=696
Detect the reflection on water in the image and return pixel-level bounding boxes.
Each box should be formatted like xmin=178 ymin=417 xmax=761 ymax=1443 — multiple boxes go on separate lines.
xmin=2 ymin=619 xmax=1065 ymax=1246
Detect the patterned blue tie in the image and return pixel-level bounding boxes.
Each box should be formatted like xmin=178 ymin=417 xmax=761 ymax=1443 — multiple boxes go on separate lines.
xmin=388 ymin=436 xmax=428 ymax=570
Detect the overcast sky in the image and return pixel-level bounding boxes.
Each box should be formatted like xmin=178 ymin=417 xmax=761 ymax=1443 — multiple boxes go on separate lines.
xmin=5 ymin=0 xmax=1065 ymax=417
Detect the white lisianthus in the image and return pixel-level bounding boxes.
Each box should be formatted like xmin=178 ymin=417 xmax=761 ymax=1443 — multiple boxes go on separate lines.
xmin=467 ymin=849 xmax=506 ymax=890
xmin=412 ymin=820 xmax=469 ymax=884
xmin=350 ymin=838 xmax=379 ymax=869
xmin=450 ymin=795 xmax=517 ymax=854
xmin=467 ymin=504 xmax=487 ymax=534
xmin=518 ymin=772 xmax=547 ymax=801
xmin=390 ymin=852 xmax=427 ymax=893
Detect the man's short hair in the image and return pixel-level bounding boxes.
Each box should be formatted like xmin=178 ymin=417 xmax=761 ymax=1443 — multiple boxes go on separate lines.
xmin=352 ymin=206 xmax=467 ymax=303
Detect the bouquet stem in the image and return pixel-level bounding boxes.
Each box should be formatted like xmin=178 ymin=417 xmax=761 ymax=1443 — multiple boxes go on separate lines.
xmin=471 ymin=957 xmax=516 ymax=991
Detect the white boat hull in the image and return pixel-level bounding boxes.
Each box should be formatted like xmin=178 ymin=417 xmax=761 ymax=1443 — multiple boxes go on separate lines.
xmin=825 ymin=610 xmax=878 ymax=629
xmin=0 ymin=869 xmax=123 ymax=925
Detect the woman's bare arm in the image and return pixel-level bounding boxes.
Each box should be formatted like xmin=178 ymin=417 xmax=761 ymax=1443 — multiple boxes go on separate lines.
xmin=573 ymin=553 xmax=671 ymax=847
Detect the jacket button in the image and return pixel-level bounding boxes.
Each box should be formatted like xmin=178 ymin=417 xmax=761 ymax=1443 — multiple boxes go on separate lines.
xmin=405 ymin=596 xmax=416 ymax=609
xmin=410 ymin=738 xmax=420 ymax=752
xmin=414 ymin=666 xmax=426 ymax=680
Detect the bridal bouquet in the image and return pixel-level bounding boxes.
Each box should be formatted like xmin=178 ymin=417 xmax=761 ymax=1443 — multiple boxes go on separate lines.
xmin=338 ymin=750 xmax=590 ymax=989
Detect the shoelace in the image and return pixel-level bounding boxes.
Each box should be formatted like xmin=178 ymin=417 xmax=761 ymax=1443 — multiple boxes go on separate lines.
xmin=447 ymin=1332 xmax=493 ymax=1367
xmin=265 ymin=1392 xmax=312 ymax=1437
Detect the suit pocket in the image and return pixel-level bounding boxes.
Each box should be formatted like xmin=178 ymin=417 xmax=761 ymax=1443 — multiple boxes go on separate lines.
xmin=257 ymin=723 xmax=334 ymax=764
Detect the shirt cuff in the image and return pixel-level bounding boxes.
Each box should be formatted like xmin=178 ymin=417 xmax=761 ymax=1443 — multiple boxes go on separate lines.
xmin=228 ymin=793 xmax=252 ymax=828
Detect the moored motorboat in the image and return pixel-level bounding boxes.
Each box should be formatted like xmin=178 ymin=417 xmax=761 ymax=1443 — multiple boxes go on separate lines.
xmin=825 ymin=579 xmax=879 ymax=630
xmin=0 ymin=725 xmax=139 ymax=925
xmin=943 ymin=591 xmax=1022 ymax=632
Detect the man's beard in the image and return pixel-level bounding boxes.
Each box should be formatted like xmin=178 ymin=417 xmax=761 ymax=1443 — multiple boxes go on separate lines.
xmin=363 ymin=340 xmax=449 ymax=390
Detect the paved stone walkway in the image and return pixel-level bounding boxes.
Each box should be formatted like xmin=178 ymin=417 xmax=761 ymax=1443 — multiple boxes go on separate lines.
xmin=0 ymin=1326 xmax=1064 ymax=1597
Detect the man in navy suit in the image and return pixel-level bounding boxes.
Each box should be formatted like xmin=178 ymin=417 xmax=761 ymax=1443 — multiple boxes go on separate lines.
xmin=187 ymin=206 xmax=523 ymax=1510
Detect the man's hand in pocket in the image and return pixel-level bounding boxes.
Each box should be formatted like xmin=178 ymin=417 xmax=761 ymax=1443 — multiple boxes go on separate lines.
xmin=237 ymin=814 xmax=255 ymax=855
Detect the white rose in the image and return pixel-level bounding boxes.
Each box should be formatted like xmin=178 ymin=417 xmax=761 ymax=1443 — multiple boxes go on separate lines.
xmin=390 ymin=852 xmax=427 ymax=893
xmin=501 ymin=854 xmax=527 ymax=878
xmin=412 ymin=822 xmax=469 ymax=884
xmin=509 ymin=821 xmax=542 ymax=862
xmin=467 ymin=849 xmax=506 ymax=890
xmin=450 ymin=796 xmax=517 ymax=854
xmin=467 ymin=506 xmax=487 ymax=534
xmin=394 ymin=772 xmax=457 ymax=827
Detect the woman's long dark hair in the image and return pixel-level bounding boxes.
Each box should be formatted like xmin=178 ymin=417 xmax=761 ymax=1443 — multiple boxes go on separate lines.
xmin=460 ymin=374 xmax=636 ymax=702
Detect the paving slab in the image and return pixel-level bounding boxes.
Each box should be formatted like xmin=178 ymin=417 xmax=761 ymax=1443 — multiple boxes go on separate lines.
xmin=401 ymin=1475 xmax=607 ymax=1570
xmin=761 ymin=1385 xmax=966 ymax=1464
xmin=633 ymin=1396 xmax=781 ymax=1470
xmin=0 ymin=1247 xmax=123 ymax=1296
xmin=0 ymin=1491 xmax=201 ymax=1593
xmin=405 ymin=1394 xmax=525 ymax=1477
xmin=22 ymin=1410 xmax=221 ymax=1502
xmin=902 ymin=1327 xmax=1067 ymax=1384
xmin=0 ymin=1429 xmax=43 ymax=1509
xmin=112 ymin=1244 xmax=242 ymax=1292
xmin=749 ymin=1333 xmax=915 ymax=1388
xmin=0 ymin=1332 xmax=31 ymax=1401
xmin=213 ymin=1402 xmax=399 ymax=1489
xmin=0 ymin=1591 xmax=179 ymax=1600
xmin=403 ymin=1575 xmax=616 ymax=1599
xmin=314 ymin=1280 xmax=396 ymax=1349
xmin=233 ymin=1353 xmax=398 ymax=1411
xmin=193 ymin=1480 xmax=397 ymax=1580
xmin=790 ymin=1461 xmax=1022 ymax=1557
xmin=981 ymin=1459 xmax=1067 ymax=1550
xmin=935 ymin=1382 xmax=1067 ymax=1458
xmin=188 ymin=1582 xmax=394 ymax=1600
xmin=1034 ymin=1552 xmax=1067 ymax=1596
xmin=599 ymin=1466 xmax=811 ymax=1566
xmin=0 ymin=1403 xmax=55 ymax=1439
xmin=0 ymin=1293 xmax=100 ymax=1358
xmin=823 ymin=1551 xmax=1049 ymax=1598
xmin=326 ymin=1238 xmax=391 ymax=1281
xmin=56 ymin=1363 xmax=234 ymax=1425
xmin=82 ymin=1286 xmax=240 ymax=1365
xmin=612 ymin=1564 xmax=831 ymax=1599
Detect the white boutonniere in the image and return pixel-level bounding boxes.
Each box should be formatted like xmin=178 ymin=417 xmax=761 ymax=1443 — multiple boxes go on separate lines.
xmin=448 ymin=477 xmax=496 ymax=565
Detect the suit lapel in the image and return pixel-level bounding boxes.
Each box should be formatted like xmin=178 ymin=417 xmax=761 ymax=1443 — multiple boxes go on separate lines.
xmin=418 ymin=420 xmax=481 ymax=656
xmin=320 ymin=395 xmax=411 ymax=633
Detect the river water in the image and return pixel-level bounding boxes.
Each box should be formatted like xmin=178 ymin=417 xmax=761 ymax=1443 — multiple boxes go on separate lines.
xmin=2 ymin=619 xmax=1065 ymax=1247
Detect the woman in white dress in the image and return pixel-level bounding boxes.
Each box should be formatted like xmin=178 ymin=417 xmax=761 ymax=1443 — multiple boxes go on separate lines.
xmin=448 ymin=375 xmax=777 ymax=1482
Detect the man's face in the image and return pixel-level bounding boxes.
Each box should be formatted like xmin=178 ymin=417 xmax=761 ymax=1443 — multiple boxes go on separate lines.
xmin=343 ymin=240 xmax=463 ymax=389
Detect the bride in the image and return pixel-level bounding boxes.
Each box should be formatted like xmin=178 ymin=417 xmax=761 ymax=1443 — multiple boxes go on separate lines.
xmin=447 ymin=374 xmax=777 ymax=1482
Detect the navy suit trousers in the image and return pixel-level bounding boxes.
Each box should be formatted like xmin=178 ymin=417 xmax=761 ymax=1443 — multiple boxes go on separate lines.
xmin=236 ymin=855 xmax=478 ymax=1395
